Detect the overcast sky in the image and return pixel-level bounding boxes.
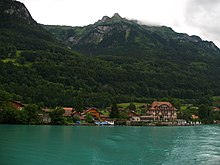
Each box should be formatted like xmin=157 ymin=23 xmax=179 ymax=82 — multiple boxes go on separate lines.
xmin=19 ymin=0 xmax=220 ymax=48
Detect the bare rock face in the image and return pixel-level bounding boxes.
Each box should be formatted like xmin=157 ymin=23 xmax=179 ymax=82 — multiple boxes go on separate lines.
xmin=112 ymin=13 xmax=122 ymax=20
xmin=68 ymin=13 xmax=127 ymax=45
xmin=2 ymin=0 xmax=34 ymax=24
xmin=5 ymin=5 xmax=31 ymax=17
xmin=45 ymin=12 xmax=220 ymax=54
xmin=99 ymin=16 xmax=111 ymax=23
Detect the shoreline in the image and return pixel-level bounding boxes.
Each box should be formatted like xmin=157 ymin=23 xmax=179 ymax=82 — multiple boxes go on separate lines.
xmin=0 ymin=122 xmax=205 ymax=127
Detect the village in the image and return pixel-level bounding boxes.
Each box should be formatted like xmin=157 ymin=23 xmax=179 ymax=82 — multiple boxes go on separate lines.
xmin=6 ymin=99 xmax=219 ymax=126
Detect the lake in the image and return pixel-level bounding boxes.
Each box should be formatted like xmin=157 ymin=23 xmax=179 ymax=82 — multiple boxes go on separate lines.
xmin=0 ymin=125 xmax=220 ymax=165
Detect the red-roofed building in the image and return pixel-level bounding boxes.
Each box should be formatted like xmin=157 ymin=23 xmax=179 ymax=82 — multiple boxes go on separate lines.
xmin=8 ymin=100 xmax=25 ymax=110
xmin=147 ymin=101 xmax=177 ymax=121
xmin=63 ymin=107 xmax=75 ymax=117
xmin=84 ymin=108 xmax=102 ymax=120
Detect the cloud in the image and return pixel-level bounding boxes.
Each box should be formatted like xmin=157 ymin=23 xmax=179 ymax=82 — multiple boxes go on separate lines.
xmin=18 ymin=0 xmax=220 ymax=48
xmin=184 ymin=0 xmax=220 ymax=47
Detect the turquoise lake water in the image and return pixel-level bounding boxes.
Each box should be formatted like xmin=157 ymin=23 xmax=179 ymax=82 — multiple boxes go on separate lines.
xmin=0 ymin=125 xmax=220 ymax=165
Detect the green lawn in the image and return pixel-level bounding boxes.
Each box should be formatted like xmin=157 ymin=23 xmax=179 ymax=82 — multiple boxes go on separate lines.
xmin=2 ymin=58 xmax=16 ymax=63
xmin=117 ymin=102 xmax=147 ymax=108
xmin=213 ymin=96 xmax=220 ymax=101
xmin=180 ymin=105 xmax=188 ymax=111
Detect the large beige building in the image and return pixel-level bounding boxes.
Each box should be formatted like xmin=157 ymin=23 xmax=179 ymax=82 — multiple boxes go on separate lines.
xmin=146 ymin=101 xmax=177 ymax=121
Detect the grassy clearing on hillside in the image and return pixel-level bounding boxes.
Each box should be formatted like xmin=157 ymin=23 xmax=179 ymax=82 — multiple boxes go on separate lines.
xmin=2 ymin=58 xmax=16 ymax=63
xmin=117 ymin=102 xmax=147 ymax=108
xmin=212 ymin=96 xmax=220 ymax=106
xmin=213 ymin=96 xmax=220 ymax=101
xmin=1 ymin=50 xmax=22 ymax=64
xmin=16 ymin=50 xmax=22 ymax=57
xmin=180 ymin=105 xmax=188 ymax=111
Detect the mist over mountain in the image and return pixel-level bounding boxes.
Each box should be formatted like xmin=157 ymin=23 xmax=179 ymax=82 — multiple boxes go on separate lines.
xmin=1 ymin=1 xmax=220 ymax=107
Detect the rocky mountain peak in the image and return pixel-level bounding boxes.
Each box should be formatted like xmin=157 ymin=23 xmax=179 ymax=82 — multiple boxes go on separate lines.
xmin=45 ymin=12 xmax=220 ymax=55
xmin=96 ymin=13 xmax=124 ymax=25
xmin=99 ymin=16 xmax=111 ymax=23
xmin=1 ymin=0 xmax=34 ymax=24
xmin=112 ymin=13 xmax=122 ymax=20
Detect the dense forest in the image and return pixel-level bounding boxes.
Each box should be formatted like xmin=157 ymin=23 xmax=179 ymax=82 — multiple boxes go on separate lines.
xmin=1 ymin=0 xmax=220 ymax=109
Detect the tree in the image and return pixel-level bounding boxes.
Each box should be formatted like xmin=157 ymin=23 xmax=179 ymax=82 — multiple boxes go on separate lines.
xmin=75 ymin=96 xmax=84 ymax=112
xmin=109 ymin=103 xmax=119 ymax=119
xmin=178 ymin=109 xmax=192 ymax=122
xmin=127 ymin=102 xmax=136 ymax=111
xmin=170 ymin=98 xmax=181 ymax=110
xmin=213 ymin=111 xmax=220 ymax=121
xmin=197 ymin=96 xmax=212 ymax=106
xmin=22 ymin=104 xmax=40 ymax=124
xmin=72 ymin=116 xmax=80 ymax=123
xmin=85 ymin=113 xmax=94 ymax=123
xmin=49 ymin=107 xmax=65 ymax=125
xmin=198 ymin=104 xmax=213 ymax=123
xmin=0 ymin=89 xmax=12 ymax=103
xmin=0 ymin=105 xmax=20 ymax=124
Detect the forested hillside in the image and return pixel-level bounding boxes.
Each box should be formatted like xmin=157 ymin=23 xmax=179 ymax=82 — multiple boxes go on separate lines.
xmin=0 ymin=0 xmax=114 ymax=107
xmin=45 ymin=14 xmax=220 ymax=100
xmin=1 ymin=1 xmax=220 ymax=108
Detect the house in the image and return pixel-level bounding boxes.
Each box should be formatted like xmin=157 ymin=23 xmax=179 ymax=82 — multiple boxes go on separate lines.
xmin=127 ymin=111 xmax=140 ymax=121
xmin=84 ymin=108 xmax=102 ymax=120
xmin=212 ymin=107 xmax=220 ymax=112
xmin=72 ymin=110 xmax=85 ymax=120
xmin=8 ymin=100 xmax=25 ymax=110
xmin=39 ymin=108 xmax=52 ymax=123
xmin=191 ymin=114 xmax=199 ymax=120
xmin=146 ymin=101 xmax=177 ymax=121
xmin=63 ymin=107 xmax=75 ymax=117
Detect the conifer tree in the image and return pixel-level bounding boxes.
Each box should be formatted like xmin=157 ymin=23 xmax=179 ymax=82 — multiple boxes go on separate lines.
xmin=109 ymin=103 xmax=119 ymax=118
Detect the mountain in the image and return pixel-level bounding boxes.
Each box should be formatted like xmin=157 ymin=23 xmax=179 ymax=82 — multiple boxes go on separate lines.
xmin=44 ymin=14 xmax=220 ymax=99
xmin=0 ymin=0 xmax=58 ymax=51
xmin=0 ymin=0 xmax=114 ymax=107
xmin=44 ymin=13 xmax=220 ymax=57
xmin=1 ymin=1 xmax=220 ymax=108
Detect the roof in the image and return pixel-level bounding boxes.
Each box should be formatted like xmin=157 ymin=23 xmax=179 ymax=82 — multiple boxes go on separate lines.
xmin=72 ymin=110 xmax=82 ymax=115
xmin=151 ymin=101 xmax=173 ymax=107
xmin=149 ymin=101 xmax=177 ymax=110
xmin=84 ymin=108 xmax=100 ymax=114
xmin=62 ymin=107 xmax=75 ymax=117
xmin=63 ymin=107 xmax=74 ymax=111
xmin=128 ymin=111 xmax=140 ymax=117
xmin=9 ymin=100 xmax=25 ymax=107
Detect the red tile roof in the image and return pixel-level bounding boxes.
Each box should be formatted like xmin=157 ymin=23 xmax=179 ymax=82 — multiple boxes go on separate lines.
xmin=62 ymin=107 xmax=75 ymax=117
xmin=9 ymin=100 xmax=25 ymax=110
xmin=149 ymin=101 xmax=177 ymax=111
xmin=63 ymin=107 xmax=74 ymax=111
